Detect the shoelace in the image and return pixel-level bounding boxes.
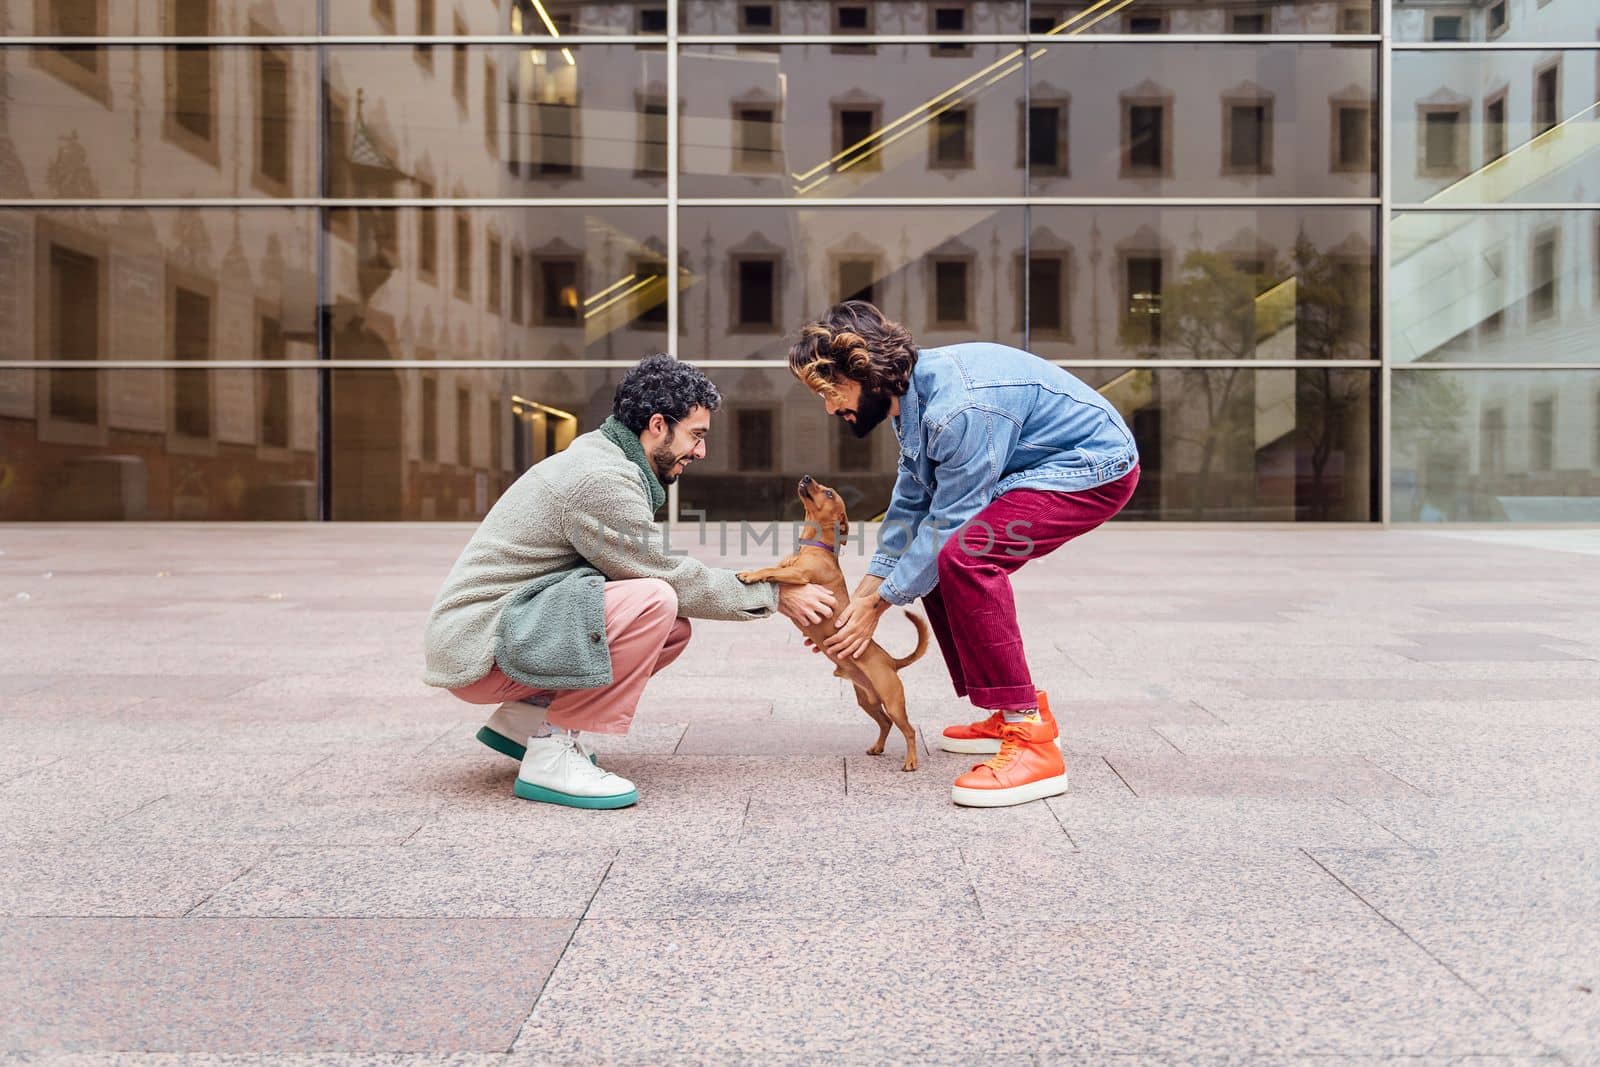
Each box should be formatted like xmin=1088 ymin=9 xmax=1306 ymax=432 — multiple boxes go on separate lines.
xmin=555 ymin=733 xmax=620 ymax=781
xmin=977 ymin=725 xmax=1029 ymax=772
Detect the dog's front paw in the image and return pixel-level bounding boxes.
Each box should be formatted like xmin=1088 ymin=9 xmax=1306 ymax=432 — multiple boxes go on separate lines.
xmin=735 ymin=571 xmax=757 ymax=584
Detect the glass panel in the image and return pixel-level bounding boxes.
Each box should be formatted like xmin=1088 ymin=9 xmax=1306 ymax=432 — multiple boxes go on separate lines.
xmin=1389 ymin=211 xmax=1599 ymax=364
xmin=327 ymin=366 xmax=613 ymax=520
xmin=1393 ymin=52 xmax=1600 ymax=206
xmin=323 ymin=206 xmax=668 ymax=360
xmin=0 ymin=368 xmax=318 ymax=520
xmin=673 ymin=368 xmax=902 ymax=523
xmin=1026 ymin=206 xmax=1377 ymax=362
xmin=1390 ymin=0 xmax=1587 ymax=43
xmin=322 ymin=365 xmax=899 ymax=522
xmin=1073 ymin=366 xmax=1375 ymax=521
xmin=322 ymin=45 xmax=663 ymax=198
xmin=677 ymin=206 xmax=1025 ymax=359
xmin=325 ymin=0 xmax=648 ymax=36
xmin=1027 ymin=43 xmax=1378 ymax=197
xmin=1027 ymin=1 xmax=1377 ymax=36
xmin=678 ymin=44 xmax=1026 ymax=198
xmin=0 ymin=46 xmax=316 ymax=199
xmin=1392 ymin=369 xmax=1600 ymax=522
xmin=0 ymin=1 xmax=318 ymax=35
xmin=0 ymin=208 xmax=319 ymax=361
xmin=682 ymin=2 xmax=1027 ymax=36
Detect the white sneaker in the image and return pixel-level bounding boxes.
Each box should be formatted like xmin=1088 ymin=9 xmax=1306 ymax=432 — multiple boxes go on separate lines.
xmin=514 ymin=733 xmax=638 ymax=809
xmin=477 ymin=697 xmax=569 ymax=762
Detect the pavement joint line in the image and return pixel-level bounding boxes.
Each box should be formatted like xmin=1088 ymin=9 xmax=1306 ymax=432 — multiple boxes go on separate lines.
xmin=841 ymin=756 xmax=848 ymax=796
xmin=1332 ymin=795 xmax=1418 ymax=849
xmin=0 ymin=754 xmax=64 ymax=788
xmin=1297 ymin=848 xmax=1558 ymax=1059
xmin=736 ymin=795 xmax=753 ymax=841
xmin=180 ymin=845 xmax=276 ymax=917
xmin=97 ymin=792 xmax=173 ymax=837
xmin=410 ymin=723 xmax=463 ymax=761
xmin=1044 ymin=799 xmax=1077 ymax=848
xmin=1360 ymin=753 xmax=1432 ymax=798
xmin=1050 ymin=641 xmax=1097 ymax=679
xmin=276 ymin=752 xmax=335 ymax=789
xmin=1150 ymin=727 xmax=1184 ymax=755
xmin=671 ymin=724 xmax=688 ymax=755
xmin=956 ymin=846 xmax=986 ymax=921
xmin=1190 ymin=699 xmax=1228 ymax=726
xmin=508 ymin=852 xmax=617 ymax=1053
xmin=1101 ymin=756 xmax=1139 ymax=797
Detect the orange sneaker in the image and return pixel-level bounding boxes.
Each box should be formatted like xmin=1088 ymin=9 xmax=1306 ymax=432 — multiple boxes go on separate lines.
xmin=950 ymin=718 xmax=1069 ymax=808
xmin=939 ymin=691 xmax=1058 ymax=754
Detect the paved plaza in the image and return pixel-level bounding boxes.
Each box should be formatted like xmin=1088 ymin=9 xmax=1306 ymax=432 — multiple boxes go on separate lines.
xmin=1 ymin=523 xmax=1597 ymax=1065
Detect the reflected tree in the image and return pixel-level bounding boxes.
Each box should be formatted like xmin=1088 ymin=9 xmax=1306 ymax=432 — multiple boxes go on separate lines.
xmin=1121 ymin=251 xmax=1263 ymax=518
xmin=1291 ymin=235 xmax=1370 ymax=518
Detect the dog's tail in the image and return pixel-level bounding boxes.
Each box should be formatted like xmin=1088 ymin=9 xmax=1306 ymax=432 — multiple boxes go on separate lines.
xmin=890 ymin=610 xmax=931 ymax=670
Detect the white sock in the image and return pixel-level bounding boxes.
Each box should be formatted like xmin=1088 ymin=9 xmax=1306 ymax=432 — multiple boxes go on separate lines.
xmin=1001 ymin=707 xmax=1041 ymax=724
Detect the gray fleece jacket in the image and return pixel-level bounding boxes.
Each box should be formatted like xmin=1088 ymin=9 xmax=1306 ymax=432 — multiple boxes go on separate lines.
xmin=422 ymin=417 xmax=779 ymax=690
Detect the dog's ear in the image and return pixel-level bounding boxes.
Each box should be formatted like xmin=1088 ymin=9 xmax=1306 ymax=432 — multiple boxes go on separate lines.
xmin=837 ymin=518 xmax=849 ymax=547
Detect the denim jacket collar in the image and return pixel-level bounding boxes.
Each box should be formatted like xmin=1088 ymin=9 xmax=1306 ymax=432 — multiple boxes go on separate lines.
xmin=892 ymin=355 xmax=924 ymax=461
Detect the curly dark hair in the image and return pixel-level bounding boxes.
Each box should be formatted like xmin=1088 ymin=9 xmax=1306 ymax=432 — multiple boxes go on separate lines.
xmin=611 ymin=353 xmax=723 ymax=434
xmin=787 ymin=301 xmax=918 ymax=402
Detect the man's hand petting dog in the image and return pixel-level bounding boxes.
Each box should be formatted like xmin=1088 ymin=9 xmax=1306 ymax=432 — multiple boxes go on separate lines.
xmin=775 ymin=583 xmax=837 ymax=626
xmin=824 ymin=591 xmax=889 ymax=660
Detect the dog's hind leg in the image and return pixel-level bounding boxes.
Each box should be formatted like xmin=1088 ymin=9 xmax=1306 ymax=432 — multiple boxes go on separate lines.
xmin=851 ymin=681 xmax=893 ymax=756
xmin=877 ymin=674 xmax=919 ymax=772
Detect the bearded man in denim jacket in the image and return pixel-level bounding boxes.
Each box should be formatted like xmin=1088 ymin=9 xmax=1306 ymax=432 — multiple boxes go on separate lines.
xmin=790 ymin=301 xmax=1140 ymax=808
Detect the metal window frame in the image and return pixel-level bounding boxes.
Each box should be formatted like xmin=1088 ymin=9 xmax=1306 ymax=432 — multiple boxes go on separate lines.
xmin=0 ymin=34 xmax=1389 ymax=45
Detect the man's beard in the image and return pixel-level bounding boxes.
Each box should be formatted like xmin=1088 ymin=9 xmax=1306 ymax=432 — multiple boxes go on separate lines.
xmin=841 ymin=385 xmax=893 ymax=439
xmin=651 ymin=442 xmax=692 ymax=485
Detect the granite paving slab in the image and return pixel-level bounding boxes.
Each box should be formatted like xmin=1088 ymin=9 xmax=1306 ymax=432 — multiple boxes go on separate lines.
xmin=0 ymin=918 xmax=571 ymax=1054
xmin=195 ymin=846 xmax=613 ymax=919
xmin=97 ymin=796 xmax=439 ymax=847
xmin=1307 ymin=847 xmax=1600 ymax=925
xmin=1102 ymin=753 xmax=1420 ymax=799
xmin=588 ymin=841 xmax=980 ymax=920
xmin=0 ymin=846 xmax=266 ymax=917
xmin=962 ymin=841 xmax=1370 ymax=923
xmin=1047 ymin=796 xmax=1406 ymax=850
xmin=514 ymin=917 xmax=1541 ymax=1062
xmin=1346 ymin=797 xmax=1600 ymax=851
xmin=1401 ymin=919 xmax=1600 ymax=1061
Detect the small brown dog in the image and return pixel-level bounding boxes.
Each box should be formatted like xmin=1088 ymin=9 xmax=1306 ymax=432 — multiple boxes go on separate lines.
xmin=738 ymin=475 xmax=929 ymax=770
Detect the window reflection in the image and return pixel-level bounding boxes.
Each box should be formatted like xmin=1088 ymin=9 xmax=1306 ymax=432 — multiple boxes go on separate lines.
xmin=1393 ymin=51 xmax=1600 ymax=206
xmin=0 ymin=369 xmax=318 ymax=520
xmin=1390 ymin=212 xmax=1598 ymax=366
xmin=1393 ymin=370 xmax=1600 ymax=522
xmin=677 ymin=207 xmax=1025 ymax=361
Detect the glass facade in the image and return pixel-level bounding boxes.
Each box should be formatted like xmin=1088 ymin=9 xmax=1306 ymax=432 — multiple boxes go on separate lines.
xmin=0 ymin=0 xmax=1594 ymax=523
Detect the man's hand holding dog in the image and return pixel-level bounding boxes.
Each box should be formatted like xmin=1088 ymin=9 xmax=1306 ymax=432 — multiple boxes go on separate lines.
xmin=776 ymin=583 xmax=837 ymax=626
xmin=824 ymin=575 xmax=891 ymax=659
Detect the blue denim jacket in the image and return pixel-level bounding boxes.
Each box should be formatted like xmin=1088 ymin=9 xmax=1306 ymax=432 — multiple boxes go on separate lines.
xmin=867 ymin=343 xmax=1138 ymax=606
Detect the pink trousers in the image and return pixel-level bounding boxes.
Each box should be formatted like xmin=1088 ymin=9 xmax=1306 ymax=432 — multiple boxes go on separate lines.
xmin=448 ymin=577 xmax=692 ymax=735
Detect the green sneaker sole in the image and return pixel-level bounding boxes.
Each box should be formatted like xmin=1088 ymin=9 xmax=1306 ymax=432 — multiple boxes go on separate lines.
xmin=476 ymin=726 xmax=526 ymax=761
xmin=514 ymin=778 xmax=639 ymax=809
xmin=477 ymin=726 xmax=597 ymax=765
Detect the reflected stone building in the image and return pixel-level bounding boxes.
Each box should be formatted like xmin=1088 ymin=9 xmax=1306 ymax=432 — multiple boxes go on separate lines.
xmin=0 ymin=0 xmax=1594 ymax=522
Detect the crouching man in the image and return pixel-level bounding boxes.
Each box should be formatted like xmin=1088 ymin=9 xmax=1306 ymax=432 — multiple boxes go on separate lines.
xmin=423 ymin=354 xmax=834 ymax=809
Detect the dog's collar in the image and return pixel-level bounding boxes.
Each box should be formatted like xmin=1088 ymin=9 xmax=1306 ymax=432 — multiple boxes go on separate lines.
xmin=797 ymin=537 xmax=837 ymax=554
